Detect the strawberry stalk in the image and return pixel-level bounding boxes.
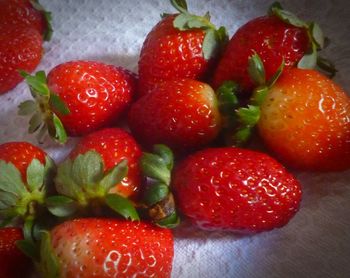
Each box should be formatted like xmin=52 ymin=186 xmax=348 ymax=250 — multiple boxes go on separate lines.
xmin=268 ymin=1 xmax=337 ymax=77
xmin=170 ymin=0 xmax=228 ymax=60
xmin=18 ymin=71 xmax=69 ymax=144
xmin=139 ymin=145 xmax=180 ymax=228
xmin=47 ymin=151 xmax=139 ymax=221
xmin=219 ymin=52 xmax=284 ymax=146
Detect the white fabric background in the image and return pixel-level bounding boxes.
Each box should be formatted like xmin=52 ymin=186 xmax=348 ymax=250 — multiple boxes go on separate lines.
xmin=0 ymin=0 xmax=349 ymax=277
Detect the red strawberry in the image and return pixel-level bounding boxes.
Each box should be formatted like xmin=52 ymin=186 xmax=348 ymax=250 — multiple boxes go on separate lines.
xmin=173 ymin=147 xmax=302 ymax=232
xmin=138 ymin=0 xmax=227 ymax=96
xmin=49 ymin=128 xmax=141 ymax=220
xmin=0 ymin=0 xmax=52 ymax=40
xmin=0 ymin=142 xmax=55 ymax=224
xmin=128 ymin=79 xmax=221 ymax=152
xmin=0 ymin=227 xmax=32 ymax=278
xmin=0 ymin=25 xmax=43 ymax=94
xmin=38 ymin=218 xmax=174 ymax=278
xmin=19 ymin=61 xmax=137 ymax=143
xmin=258 ymin=68 xmax=350 ymax=171
xmin=70 ymin=128 xmax=142 ymax=199
xmin=212 ymin=2 xmax=331 ymax=93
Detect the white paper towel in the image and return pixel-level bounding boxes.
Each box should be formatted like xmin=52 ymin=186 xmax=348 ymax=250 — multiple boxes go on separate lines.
xmin=0 ymin=0 xmax=349 ymax=277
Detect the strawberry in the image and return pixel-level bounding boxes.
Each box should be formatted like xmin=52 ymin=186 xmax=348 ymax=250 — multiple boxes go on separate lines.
xmin=211 ymin=2 xmax=334 ymax=93
xmin=138 ymin=0 xmax=227 ymax=96
xmin=0 ymin=0 xmax=52 ymax=40
xmin=0 ymin=25 xmax=43 ymax=94
xmin=172 ymin=147 xmax=302 ymax=232
xmin=47 ymin=128 xmax=140 ymax=220
xmin=0 ymin=227 xmax=32 ymax=278
xmin=69 ymin=128 xmax=142 ymax=199
xmin=19 ymin=61 xmax=137 ymax=143
xmin=0 ymin=142 xmax=55 ymax=226
xmin=128 ymin=79 xmax=221 ymax=152
xmin=258 ymin=68 xmax=350 ymax=171
xmin=38 ymin=218 xmax=174 ymax=278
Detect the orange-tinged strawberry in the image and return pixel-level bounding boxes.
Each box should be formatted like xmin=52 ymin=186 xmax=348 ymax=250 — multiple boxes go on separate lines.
xmin=258 ymin=68 xmax=350 ymax=171
xmin=39 ymin=218 xmax=174 ymax=278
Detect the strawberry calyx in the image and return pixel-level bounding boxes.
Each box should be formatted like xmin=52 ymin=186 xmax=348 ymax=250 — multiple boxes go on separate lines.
xmin=29 ymin=0 xmax=53 ymax=41
xmin=19 ymin=71 xmax=69 ymax=144
xmin=268 ymin=2 xmax=337 ymax=76
xmin=219 ymin=52 xmax=284 ymax=146
xmin=48 ymin=151 xmax=139 ymax=221
xmin=170 ymin=0 xmax=228 ymax=60
xmin=0 ymin=156 xmax=55 ymax=227
xmin=139 ymin=145 xmax=180 ymax=228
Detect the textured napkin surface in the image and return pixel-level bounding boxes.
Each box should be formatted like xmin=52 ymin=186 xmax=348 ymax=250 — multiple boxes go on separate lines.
xmin=0 ymin=0 xmax=349 ymax=277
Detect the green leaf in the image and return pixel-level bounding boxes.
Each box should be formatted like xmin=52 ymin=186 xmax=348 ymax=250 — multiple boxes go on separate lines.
xmin=49 ymin=93 xmax=70 ymax=115
xmin=170 ymin=0 xmax=188 ymax=14
xmin=100 ymin=160 xmax=128 ymax=192
xmin=187 ymin=17 xmax=210 ymax=29
xmin=18 ymin=100 xmax=37 ymax=116
xmin=248 ymin=52 xmax=266 ymax=86
xmin=237 ymin=105 xmax=261 ymax=126
xmin=202 ymin=28 xmax=217 ymax=60
xmin=55 ymin=159 xmax=82 ymax=198
xmin=16 ymin=239 xmax=40 ymax=261
xmin=51 ymin=114 xmax=68 ymax=144
xmin=251 ymin=86 xmax=269 ymax=107
xmin=270 ymin=4 xmax=307 ymax=28
xmin=26 ymin=159 xmax=45 ymax=192
xmin=140 ymin=153 xmax=171 ymax=185
xmin=45 ymin=195 xmax=78 ymax=217
xmin=156 ymin=211 xmax=180 ymax=228
xmin=152 ymin=145 xmax=174 ymax=171
xmin=267 ymin=58 xmax=285 ymax=88
xmin=217 ymin=81 xmax=239 ymax=115
xmin=297 ymin=45 xmax=317 ymax=69
xmin=173 ymin=13 xmax=191 ymax=30
xmin=0 ymin=191 xmax=18 ymax=208
xmin=268 ymin=1 xmax=283 ymax=15
xmin=233 ymin=126 xmax=253 ymax=146
xmin=144 ymin=182 xmax=169 ymax=206
xmin=71 ymin=151 xmax=104 ymax=190
xmin=216 ymin=26 xmax=229 ymax=45
xmin=0 ymin=161 xmax=26 ymax=196
xmin=29 ymin=0 xmax=53 ymax=41
xmin=39 ymin=231 xmax=60 ymax=278
xmin=28 ymin=112 xmax=43 ymax=133
xmin=317 ymin=56 xmax=338 ymax=78
xmin=310 ymin=22 xmax=324 ymax=49
xmin=21 ymin=71 xmax=50 ymax=97
xmin=105 ymin=194 xmax=139 ymax=221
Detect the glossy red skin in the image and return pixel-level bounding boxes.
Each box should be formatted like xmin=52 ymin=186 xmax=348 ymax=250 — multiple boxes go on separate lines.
xmin=0 ymin=141 xmax=46 ymax=181
xmin=47 ymin=61 xmax=136 ymax=136
xmin=212 ymin=15 xmax=309 ymax=93
xmin=0 ymin=25 xmax=43 ymax=94
xmin=50 ymin=218 xmax=174 ymax=278
xmin=0 ymin=0 xmax=47 ymax=35
xmin=173 ymin=147 xmax=302 ymax=232
xmin=128 ymin=79 xmax=221 ymax=152
xmin=258 ymin=68 xmax=350 ymax=171
xmin=138 ymin=15 xmax=209 ymax=96
xmin=0 ymin=227 xmax=32 ymax=278
xmin=70 ymin=128 xmax=142 ymax=198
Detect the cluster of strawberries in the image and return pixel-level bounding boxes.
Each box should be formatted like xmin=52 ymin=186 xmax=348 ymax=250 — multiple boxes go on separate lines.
xmin=0 ymin=0 xmax=349 ymax=277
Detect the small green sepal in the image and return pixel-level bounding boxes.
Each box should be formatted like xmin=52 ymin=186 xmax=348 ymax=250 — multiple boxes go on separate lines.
xmin=38 ymin=231 xmax=60 ymax=278
xmin=248 ymin=52 xmax=266 ymax=86
xmin=45 ymin=195 xmax=78 ymax=217
xmin=105 ymin=194 xmax=140 ymax=221
xmin=29 ymin=0 xmax=53 ymax=41
xmin=156 ymin=211 xmax=180 ymax=229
